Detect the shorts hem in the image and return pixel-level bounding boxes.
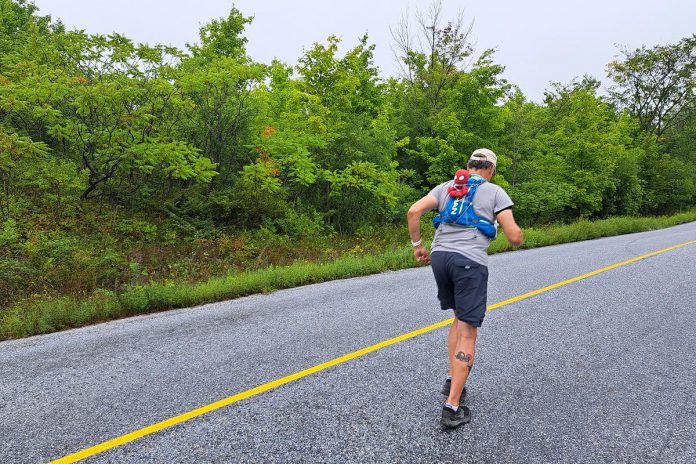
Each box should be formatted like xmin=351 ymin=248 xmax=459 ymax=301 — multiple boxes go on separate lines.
xmin=454 ymin=313 xmax=484 ymax=328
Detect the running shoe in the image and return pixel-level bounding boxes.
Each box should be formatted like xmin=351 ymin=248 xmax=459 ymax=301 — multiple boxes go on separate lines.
xmin=441 ymin=378 xmax=466 ymax=401
xmin=441 ymin=404 xmax=471 ymax=428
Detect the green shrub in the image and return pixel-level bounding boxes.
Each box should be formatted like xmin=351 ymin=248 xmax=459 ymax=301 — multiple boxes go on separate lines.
xmin=1 ymin=210 xmax=695 ymax=340
xmin=0 ymin=218 xmax=20 ymax=248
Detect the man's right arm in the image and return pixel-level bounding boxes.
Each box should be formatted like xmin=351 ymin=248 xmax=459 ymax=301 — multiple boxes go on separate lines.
xmin=407 ymin=194 xmax=439 ymax=263
xmin=496 ymin=209 xmax=523 ymax=246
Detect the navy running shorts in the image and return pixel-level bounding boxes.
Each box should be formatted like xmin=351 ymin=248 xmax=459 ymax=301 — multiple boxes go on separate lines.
xmin=430 ymin=251 xmax=488 ymax=327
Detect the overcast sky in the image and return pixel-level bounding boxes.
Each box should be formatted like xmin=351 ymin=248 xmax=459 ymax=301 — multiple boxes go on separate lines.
xmin=31 ymin=0 xmax=695 ymax=102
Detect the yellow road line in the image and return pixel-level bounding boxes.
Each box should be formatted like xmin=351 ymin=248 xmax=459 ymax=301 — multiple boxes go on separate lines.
xmin=51 ymin=239 xmax=696 ymax=463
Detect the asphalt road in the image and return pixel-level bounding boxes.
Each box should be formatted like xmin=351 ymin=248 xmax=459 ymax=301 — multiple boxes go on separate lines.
xmin=1 ymin=222 xmax=695 ymax=463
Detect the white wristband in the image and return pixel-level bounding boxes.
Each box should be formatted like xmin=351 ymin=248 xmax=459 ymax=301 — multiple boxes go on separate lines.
xmin=411 ymin=239 xmax=422 ymax=247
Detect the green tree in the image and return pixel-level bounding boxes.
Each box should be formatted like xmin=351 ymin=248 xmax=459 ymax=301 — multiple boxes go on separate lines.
xmin=499 ymin=78 xmax=646 ymax=224
xmin=248 ymin=35 xmax=401 ymax=233
xmin=608 ymin=35 xmax=695 ymax=138
xmin=388 ymin=4 xmax=510 ymax=191
xmin=388 ymin=49 xmax=509 ymax=188
xmin=0 ymin=0 xmax=57 ymax=67
xmin=0 ymin=126 xmax=48 ymax=215
xmin=2 ymin=29 xmax=217 ymax=203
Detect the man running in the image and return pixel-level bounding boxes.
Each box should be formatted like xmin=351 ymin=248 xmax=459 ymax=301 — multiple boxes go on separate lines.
xmin=406 ymin=148 xmax=523 ymax=428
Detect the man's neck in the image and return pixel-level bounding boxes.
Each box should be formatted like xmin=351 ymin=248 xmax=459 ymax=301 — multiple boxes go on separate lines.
xmin=468 ymin=169 xmax=491 ymax=181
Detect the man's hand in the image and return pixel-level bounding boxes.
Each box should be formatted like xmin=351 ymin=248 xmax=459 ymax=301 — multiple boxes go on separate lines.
xmin=413 ymin=244 xmax=431 ymax=264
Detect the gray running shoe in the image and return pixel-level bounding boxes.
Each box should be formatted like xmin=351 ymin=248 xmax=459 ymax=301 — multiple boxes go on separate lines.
xmin=441 ymin=379 xmax=466 ymax=401
xmin=441 ymin=405 xmax=471 ymax=428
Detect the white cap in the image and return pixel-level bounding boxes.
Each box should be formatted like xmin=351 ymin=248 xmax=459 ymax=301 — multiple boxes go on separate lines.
xmin=469 ymin=148 xmax=497 ymax=166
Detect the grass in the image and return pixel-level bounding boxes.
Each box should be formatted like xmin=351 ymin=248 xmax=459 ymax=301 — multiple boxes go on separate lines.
xmin=2 ymin=209 xmax=695 ymax=341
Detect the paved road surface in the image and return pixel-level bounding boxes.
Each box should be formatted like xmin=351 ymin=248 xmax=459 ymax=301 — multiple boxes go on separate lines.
xmin=1 ymin=222 xmax=695 ymax=463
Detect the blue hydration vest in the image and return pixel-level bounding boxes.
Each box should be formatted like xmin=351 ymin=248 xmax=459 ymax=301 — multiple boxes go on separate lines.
xmin=432 ymin=173 xmax=497 ymax=239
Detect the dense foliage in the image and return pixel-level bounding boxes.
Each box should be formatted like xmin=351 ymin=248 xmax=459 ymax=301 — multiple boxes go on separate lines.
xmin=0 ymin=1 xmax=694 ymax=307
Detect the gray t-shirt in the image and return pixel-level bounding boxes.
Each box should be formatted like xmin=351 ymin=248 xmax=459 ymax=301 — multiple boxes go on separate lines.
xmin=428 ymin=179 xmax=514 ymax=266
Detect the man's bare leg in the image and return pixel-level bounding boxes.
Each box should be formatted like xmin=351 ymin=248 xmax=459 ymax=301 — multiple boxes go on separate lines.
xmin=447 ymin=319 xmax=477 ymax=407
xmin=447 ymin=316 xmax=457 ymax=378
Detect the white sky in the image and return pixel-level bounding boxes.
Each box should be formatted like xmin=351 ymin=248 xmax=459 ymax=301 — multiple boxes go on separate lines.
xmin=31 ymin=0 xmax=695 ymax=102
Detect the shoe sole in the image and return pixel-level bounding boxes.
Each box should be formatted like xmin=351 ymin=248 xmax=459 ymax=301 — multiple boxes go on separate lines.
xmin=441 ymin=414 xmax=471 ymax=428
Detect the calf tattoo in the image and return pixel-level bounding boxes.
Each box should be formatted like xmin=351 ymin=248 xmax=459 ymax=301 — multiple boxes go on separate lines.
xmin=455 ymin=351 xmax=474 ymax=370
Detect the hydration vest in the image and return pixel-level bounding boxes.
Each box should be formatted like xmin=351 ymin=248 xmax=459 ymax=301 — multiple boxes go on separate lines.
xmin=432 ymin=173 xmax=497 ymax=239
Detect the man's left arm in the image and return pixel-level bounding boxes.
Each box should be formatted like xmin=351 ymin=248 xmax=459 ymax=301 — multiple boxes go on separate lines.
xmin=407 ymin=194 xmax=439 ymax=263
xmin=494 ymin=188 xmax=523 ymax=246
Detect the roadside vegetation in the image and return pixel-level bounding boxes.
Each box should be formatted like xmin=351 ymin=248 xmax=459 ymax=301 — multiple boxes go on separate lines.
xmin=0 ymin=1 xmax=694 ymax=339
xmin=2 ymin=209 xmax=695 ymax=340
